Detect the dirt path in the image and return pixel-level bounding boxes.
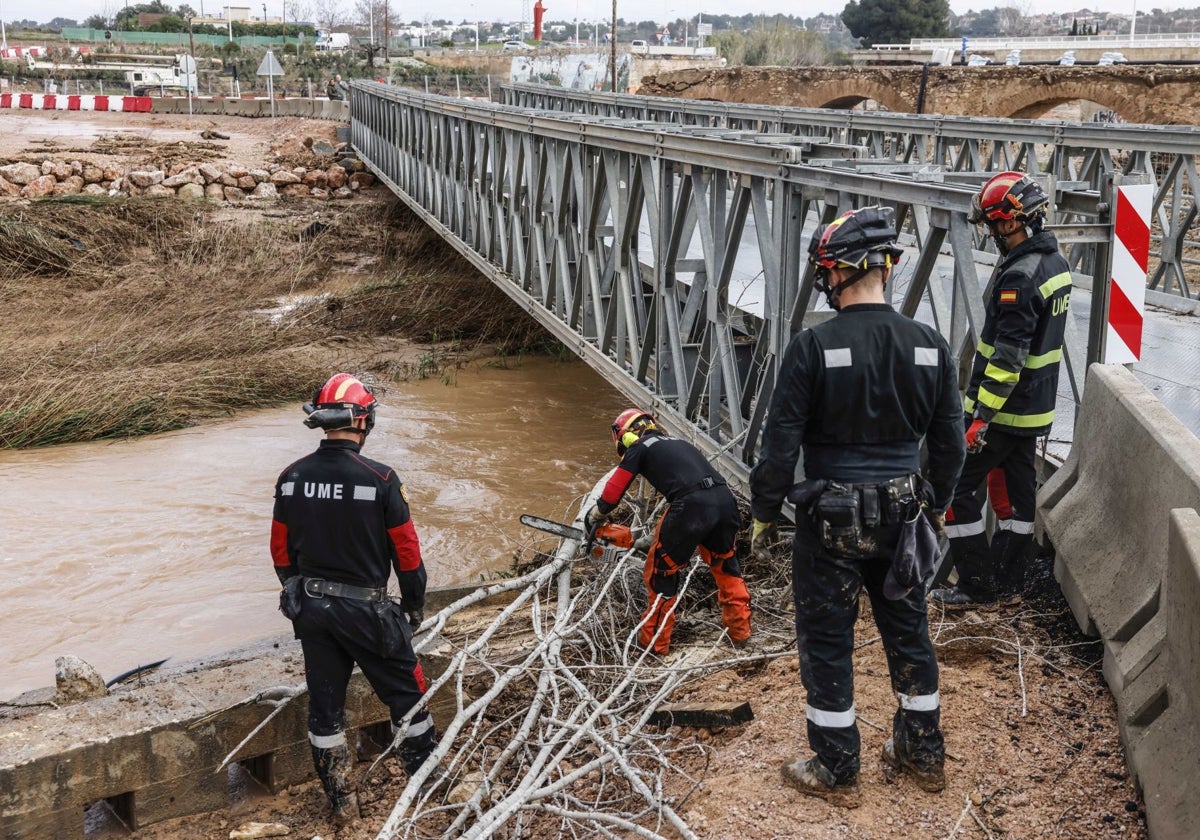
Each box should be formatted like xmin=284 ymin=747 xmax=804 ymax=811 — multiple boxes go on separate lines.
xmin=3 ymin=112 xmax=1147 ymax=840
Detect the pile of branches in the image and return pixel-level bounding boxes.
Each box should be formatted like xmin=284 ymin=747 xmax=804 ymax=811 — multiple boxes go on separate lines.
xmin=363 ymin=477 xmax=796 ymax=840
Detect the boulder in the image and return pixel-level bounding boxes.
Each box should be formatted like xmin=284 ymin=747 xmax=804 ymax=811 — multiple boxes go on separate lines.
xmin=223 ymin=186 xmax=247 ymax=201
xmin=102 ymin=166 xmax=122 ymax=182
xmin=52 ymin=176 xmax=85 ymax=196
xmin=248 ymin=168 xmax=271 ymax=183
xmin=251 ymin=182 xmax=278 ymax=200
xmin=198 ymin=162 xmax=222 ymax=183
xmin=82 ymin=183 xmax=107 ymax=196
xmin=349 ymin=172 xmax=375 ymax=190
xmin=0 ymin=162 xmax=42 ymax=185
xmin=163 ymin=167 xmax=204 ymax=188
xmin=144 ymin=183 xmax=175 ymax=198
xmin=237 ymin=174 xmax=257 ymax=190
xmin=270 ymin=170 xmax=302 ymax=186
xmin=0 ymin=175 xmax=21 ymax=196
xmin=177 ymin=182 xmax=206 ymax=201
xmin=226 ymin=164 xmax=250 ymax=179
xmin=281 ymin=184 xmax=310 ymax=198
xmin=50 ymin=160 xmax=73 ymax=180
xmin=82 ymin=164 xmax=104 ymax=184
xmin=205 ymin=183 xmax=226 ymax=201
xmin=70 ymin=160 xmax=83 ymax=176
xmin=311 ymin=138 xmax=336 ymax=157
xmin=326 ymin=166 xmax=347 ymax=189
xmin=129 ymin=170 xmax=165 ymax=188
xmin=21 ymin=175 xmax=58 ymax=199
xmin=310 ymin=188 xmax=330 ymax=200
xmin=54 ymin=656 xmax=108 ymax=704
xmin=302 ymin=169 xmax=328 ymax=189
xmin=332 ymin=186 xmax=353 ymax=200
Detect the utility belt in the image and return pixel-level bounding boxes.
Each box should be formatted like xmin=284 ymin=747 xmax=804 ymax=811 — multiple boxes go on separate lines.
xmin=789 ymin=475 xmax=922 ymax=558
xmin=675 ymin=475 xmax=726 ymax=499
xmin=303 ymin=577 xmax=389 ymax=603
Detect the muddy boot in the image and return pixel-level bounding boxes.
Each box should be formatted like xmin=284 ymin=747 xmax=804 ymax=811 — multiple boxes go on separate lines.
xmin=882 ymin=736 xmax=946 ymax=793
xmin=312 ymin=742 xmax=359 ymax=822
xmin=780 ymin=756 xmax=861 ymax=809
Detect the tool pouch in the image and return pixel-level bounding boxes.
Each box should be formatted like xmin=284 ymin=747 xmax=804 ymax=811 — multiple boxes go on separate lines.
xmin=279 ymin=575 xmax=304 ymax=621
xmin=373 ymin=600 xmax=410 ymax=658
xmin=815 ymin=484 xmax=865 ymax=557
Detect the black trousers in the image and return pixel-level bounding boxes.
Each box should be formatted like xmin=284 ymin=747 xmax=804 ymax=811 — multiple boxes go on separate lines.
xmin=946 ymin=427 xmax=1037 ymax=599
xmin=292 ymin=591 xmax=435 ymax=767
xmin=793 ymin=515 xmax=943 ymax=782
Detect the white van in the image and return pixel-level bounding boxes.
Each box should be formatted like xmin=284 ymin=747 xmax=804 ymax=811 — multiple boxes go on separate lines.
xmin=316 ymin=31 xmax=352 ymax=52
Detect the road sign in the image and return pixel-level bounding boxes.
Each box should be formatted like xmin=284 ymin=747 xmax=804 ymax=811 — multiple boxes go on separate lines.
xmin=256 ymin=50 xmax=284 ymax=77
xmin=697 ymin=23 xmax=712 ymax=36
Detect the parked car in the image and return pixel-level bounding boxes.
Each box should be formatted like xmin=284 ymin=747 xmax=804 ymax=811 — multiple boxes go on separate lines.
xmin=502 ymin=40 xmax=529 ymax=51
xmin=630 ymin=39 xmax=648 ymax=53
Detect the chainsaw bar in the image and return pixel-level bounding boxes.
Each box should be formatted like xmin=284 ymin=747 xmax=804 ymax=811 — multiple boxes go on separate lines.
xmin=520 ymin=514 xmax=586 ymax=542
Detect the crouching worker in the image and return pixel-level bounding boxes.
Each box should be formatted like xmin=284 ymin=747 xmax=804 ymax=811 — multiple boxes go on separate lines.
xmin=749 ymin=207 xmax=965 ymax=807
xmin=271 ymin=373 xmax=439 ymax=822
xmin=585 ymin=409 xmax=752 ymax=654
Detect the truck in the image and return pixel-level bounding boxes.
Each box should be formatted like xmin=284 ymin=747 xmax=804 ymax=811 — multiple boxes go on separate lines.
xmin=315 ymin=31 xmax=352 ymax=52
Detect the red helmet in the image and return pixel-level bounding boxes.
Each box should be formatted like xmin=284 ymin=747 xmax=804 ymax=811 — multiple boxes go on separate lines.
xmin=611 ymin=408 xmax=655 ymax=456
xmin=303 ymin=373 xmax=377 ymax=434
xmin=969 ymin=171 xmax=1048 ymax=226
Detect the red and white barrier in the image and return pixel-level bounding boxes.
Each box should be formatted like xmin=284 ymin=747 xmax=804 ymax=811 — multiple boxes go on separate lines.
xmin=0 ymin=93 xmax=152 ymax=112
xmin=0 ymin=46 xmax=45 ymax=58
xmin=1104 ymin=183 xmax=1153 ymax=365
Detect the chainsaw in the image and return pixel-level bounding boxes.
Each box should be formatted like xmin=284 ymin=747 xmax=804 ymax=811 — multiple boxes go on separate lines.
xmin=520 ymin=514 xmax=634 ymax=562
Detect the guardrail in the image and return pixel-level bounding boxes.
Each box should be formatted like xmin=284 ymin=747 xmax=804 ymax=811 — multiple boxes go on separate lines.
xmin=502 ymin=83 xmax=1199 ymax=301
xmin=351 ymin=81 xmax=1121 ymax=487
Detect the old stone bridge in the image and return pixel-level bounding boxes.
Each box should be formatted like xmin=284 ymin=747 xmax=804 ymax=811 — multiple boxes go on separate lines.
xmin=638 ymin=64 xmax=1200 ymax=124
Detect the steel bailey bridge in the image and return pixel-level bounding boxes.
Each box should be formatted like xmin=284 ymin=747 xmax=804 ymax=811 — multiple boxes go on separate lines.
xmin=350 ymin=80 xmax=1199 ymax=483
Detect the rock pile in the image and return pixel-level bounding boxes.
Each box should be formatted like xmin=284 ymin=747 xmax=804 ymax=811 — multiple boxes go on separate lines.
xmin=0 ymin=158 xmax=377 ymax=202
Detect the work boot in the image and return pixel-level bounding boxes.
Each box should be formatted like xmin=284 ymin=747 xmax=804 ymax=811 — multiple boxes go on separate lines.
xmin=928 ymin=585 xmax=997 ymax=611
xmin=882 ymin=737 xmax=946 ymax=793
xmin=780 ymin=756 xmax=861 ymax=809
xmin=311 ymin=741 xmax=358 ymax=822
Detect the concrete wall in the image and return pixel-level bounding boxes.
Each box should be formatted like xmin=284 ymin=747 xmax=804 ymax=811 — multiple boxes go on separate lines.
xmin=1038 ymin=363 xmax=1200 ymax=837
xmin=147 ymin=96 xmax=350 ymax=120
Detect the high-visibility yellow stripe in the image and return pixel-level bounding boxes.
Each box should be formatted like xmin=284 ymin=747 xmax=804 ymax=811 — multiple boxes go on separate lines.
xmin=1038 ymin=271 xmax=1072 ymax=300
xmin=977 ymin=387 xmax=1008 ymax=410
xmin=977 ymin=340 xmax=994 ymax=358
xmin=983 ymin=362 xmax=1020 ymax=384
xmin=963 ymin=396 xmax=1055 ymax=429
xmin=1024 ymin=348 xmax=1062 ymax=369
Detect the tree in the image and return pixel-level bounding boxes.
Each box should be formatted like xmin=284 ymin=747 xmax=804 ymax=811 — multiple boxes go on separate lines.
xmin=841 ymin=0 xmax=951 ymax=47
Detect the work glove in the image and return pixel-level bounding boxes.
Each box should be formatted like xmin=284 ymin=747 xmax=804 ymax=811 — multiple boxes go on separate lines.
xmin=584 ymin=506 xmax=607 ymax=538
xmin=405 ymin=608 xmax=424 ymax=631
xmin=965 ymin=417 xmax=989 ymax=455
xmin=750 ymin=518 xmax=777 ymax=563
xmin=928 ymin=509 xmax=947 ymax=537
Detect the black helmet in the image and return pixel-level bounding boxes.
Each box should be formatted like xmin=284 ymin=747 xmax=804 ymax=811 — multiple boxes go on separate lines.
xmin=808 ymin=206 xmax=904 ymax=273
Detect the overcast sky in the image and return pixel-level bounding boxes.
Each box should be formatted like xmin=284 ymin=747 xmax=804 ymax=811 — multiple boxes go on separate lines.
xmin=0 ymin=0 xmax=1153 ymax=28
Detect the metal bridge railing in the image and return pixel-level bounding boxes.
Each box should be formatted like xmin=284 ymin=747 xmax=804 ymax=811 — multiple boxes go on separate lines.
xmin=503 ymin=83 xmax=1199 ymax=301
xmin=352 ymin=82 xmax=1118 ymax=487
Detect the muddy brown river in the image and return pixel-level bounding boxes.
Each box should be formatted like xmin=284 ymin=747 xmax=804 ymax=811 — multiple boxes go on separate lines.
xmin=1 ymin=357 xmax=628 ymax=699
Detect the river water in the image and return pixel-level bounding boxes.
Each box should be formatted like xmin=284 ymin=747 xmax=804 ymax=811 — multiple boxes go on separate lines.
xmin=0 ymin=356 xmax=628 ymax=699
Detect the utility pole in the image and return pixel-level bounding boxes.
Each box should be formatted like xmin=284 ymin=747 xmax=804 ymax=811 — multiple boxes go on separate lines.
xmin=609 ymin=0 xmax=617 ymax=92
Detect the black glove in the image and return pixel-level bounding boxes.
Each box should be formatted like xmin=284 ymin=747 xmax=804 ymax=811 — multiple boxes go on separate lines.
xmin=584 ymin=505 xmax=607 ymax=537
xmin=405 ymin=608 xmax=424 ymax=631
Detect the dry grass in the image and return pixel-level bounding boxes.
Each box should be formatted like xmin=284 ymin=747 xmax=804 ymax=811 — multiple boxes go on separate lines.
xmin=0 ymin=196 xmax=549 ymax=449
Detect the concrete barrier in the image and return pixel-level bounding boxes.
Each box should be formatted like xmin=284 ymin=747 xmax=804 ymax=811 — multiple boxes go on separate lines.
xmin=1039 ymin=363 xmax=1200 ymax=692
xmin=1128 ymin=509 xmax=1200 ymax=839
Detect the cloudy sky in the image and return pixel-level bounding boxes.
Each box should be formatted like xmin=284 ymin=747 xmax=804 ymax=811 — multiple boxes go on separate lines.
xmin=1 ymin=0 xmax=1152 ymax=28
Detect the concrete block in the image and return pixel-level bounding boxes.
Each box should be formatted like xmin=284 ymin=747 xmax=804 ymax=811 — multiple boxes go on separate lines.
xmin=1131 ymin=509 xmax=1200 ymax=839
xmin=1041 ymin=364 xmax=1200 ymax=643
xmin=1104 ymin=610 xmax=1166 ymax=694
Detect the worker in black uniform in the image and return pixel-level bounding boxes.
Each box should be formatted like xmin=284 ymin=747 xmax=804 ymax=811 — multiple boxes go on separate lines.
xmin=585 ymin=409 xmax=751 ymax=654
xmin=930 ymin=172 xmax=1071 ymax=609
xmin=270 ymin=373 xmax=439 ymax=822
xmin=748 ymin=206 xmax=965 ymax=807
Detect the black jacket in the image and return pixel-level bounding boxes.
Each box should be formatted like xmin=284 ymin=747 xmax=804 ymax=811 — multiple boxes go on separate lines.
xmin=597 ymin=430 xmax=728 ymax=514
xmin=964 ymin=230 xmax=1071 ymax=436
xmin=749 ymin=303 xmax=966 ymax=521
xmin=270 ymin=438 xmax=427 ymax=609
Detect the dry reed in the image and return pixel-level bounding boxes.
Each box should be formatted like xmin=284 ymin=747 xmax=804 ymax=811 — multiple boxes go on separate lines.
xmin=0 ymin=197 xmax=551 ymax=449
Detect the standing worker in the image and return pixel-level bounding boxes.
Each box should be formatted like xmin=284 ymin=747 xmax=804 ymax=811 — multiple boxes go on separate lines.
xmin=930 ymin=172 xmax=1071 ymax=609
xmin=271 ymin=373 xmax=439 ymax=822
xmin=585 ymin=409 xmax=752 ymax=654
xmin=749 ymin=207 xmax=965 ymax=807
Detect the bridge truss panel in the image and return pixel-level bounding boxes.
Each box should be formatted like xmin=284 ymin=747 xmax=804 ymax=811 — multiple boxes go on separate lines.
xmin=503 ymin=83 xmax=1198 ymax=302
xmin=352 ymin=83 xmax=1114 ymax=492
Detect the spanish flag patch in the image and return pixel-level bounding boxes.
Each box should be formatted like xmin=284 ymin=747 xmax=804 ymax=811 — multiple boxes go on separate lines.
xmin=998 ymin=288 xmax=1020 ymax=305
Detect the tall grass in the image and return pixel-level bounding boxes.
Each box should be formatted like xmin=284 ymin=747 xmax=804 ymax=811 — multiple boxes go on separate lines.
xmin=0 ymin=197 xmax=551 ymax=449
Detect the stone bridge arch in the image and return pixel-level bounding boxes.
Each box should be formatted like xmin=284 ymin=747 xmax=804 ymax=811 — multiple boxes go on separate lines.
xmin=990 ymin=80 xmax=1147 ymax=123
xmin=795 ymin=77 xmax=916 ymax=113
